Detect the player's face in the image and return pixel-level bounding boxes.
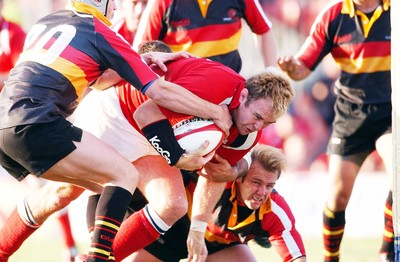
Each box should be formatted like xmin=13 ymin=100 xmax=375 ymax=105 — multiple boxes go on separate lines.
xmin=106 ymin=0 xmax=117 ymax=20
xmin=236 ymin=160 xmax=278 ymax=210
xmin=233 ymin=89 xmax=277 ymax=135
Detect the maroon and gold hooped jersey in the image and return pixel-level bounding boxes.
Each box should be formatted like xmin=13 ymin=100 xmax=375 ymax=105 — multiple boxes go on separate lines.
xmin=0 ymin=5 xmax=157 ymax=129
xmin=135 ymin=0 xmax=271 ymax=72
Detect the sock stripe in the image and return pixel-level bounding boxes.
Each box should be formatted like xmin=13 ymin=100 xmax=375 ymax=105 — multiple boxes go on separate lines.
xmin=144 ymin=205 xmax=167 ymax=234
xmin=95 ymin=220 xmax=120 ymax=231
xmin=93 ymin=226 xmax=119 ymax=237
xmin=95 ymin=215 xmax=123 ymax=225
xmin=323 ymin=227 xmax=344 ymax=236
xmin=17 ymin=197 xmax=40 ymax=228
xmin=89 ymin=246 xmax=111 ymax=255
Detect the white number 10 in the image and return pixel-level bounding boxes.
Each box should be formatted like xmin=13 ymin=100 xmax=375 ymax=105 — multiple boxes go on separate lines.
xmin=23 ymin=24 xmax=77 ymax=65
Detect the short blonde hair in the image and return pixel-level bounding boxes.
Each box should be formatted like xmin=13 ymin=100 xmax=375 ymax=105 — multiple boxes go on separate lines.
xmin=245 ymin=67 xmax=294 ymax=119
xmin=250 ymin=144 xmax=287 ymax=179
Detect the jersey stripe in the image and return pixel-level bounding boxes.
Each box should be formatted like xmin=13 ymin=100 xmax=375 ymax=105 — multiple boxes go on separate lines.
xmin=168 ymin=29 xmax=242 ymax=57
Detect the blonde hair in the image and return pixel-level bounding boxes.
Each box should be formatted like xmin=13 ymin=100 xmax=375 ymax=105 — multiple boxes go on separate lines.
xmin=245 ymin=67 xmax=294 ymax=119
xmin=138 ymin=40 xmax=173 ymax=54
xmin=250 ymin=144 xmax=286 ymax=179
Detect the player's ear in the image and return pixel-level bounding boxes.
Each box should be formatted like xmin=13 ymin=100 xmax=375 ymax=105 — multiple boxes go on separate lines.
xmin=239 ymin=88 xmax=249 ymax=104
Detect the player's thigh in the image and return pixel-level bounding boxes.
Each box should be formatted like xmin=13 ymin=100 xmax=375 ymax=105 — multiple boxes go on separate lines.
xmin=43 ymin=130 xmax=138 ymax=190
xmin=206 ymin=244 xmax=256 ymax=262
xmin=135 ymin=156 xmax=187 ymax=215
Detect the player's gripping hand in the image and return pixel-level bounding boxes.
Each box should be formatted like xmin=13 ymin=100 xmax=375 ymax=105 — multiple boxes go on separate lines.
xmin=187 ymin=229 xmax=208 ymax=262
xmin=200 ymin=154 xmax=237 ymax=182
xmin=175 ymin=141 xmax=215 ymax=171
xmin=212 ymin=104 xmax=232 ymax=138
xmin=141 ymin=51 xmax=193 ymax=72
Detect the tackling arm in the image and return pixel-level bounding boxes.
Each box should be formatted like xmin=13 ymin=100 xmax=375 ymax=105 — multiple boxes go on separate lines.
xmin=277 ymin=56 xmax=312 ymax=81
xmin=187 ymin=176 xmax=226 ymax=262
xmin=256 ymin=31 xmax=277 ymax=67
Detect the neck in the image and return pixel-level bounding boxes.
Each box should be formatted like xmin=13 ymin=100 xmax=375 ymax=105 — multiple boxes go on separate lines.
xmin=353 ymin=0 xmax=381 ymax=13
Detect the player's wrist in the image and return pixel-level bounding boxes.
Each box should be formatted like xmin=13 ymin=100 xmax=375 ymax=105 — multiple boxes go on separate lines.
xmin=190 ymin=219 xmax=208 ymax=233
xmin=141 ymin=119 xmax=185 ymax=166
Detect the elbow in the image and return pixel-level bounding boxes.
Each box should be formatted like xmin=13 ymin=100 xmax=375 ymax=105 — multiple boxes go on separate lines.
xmin=145 ymin=78 xmax=170 ymax=106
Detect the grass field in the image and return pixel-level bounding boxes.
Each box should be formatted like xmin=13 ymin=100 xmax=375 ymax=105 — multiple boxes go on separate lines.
xmin=1 ymin=172 xmax=387 ymax=262
xmin=8 ymin=228 xmax=382 ymax=262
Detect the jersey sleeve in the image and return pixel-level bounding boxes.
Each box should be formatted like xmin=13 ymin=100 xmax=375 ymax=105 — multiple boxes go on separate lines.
xmin=296 ymin=3 xmax=338 ymax=70
xmin=262 ymin=191 xmax=306 ymax=261
xmin=94 ymin=18 xmax=158 ymax=91
xmin=216 ymin=131 xmax=262 ymax=165
xmin=243 ymin=0 xmax=272 ymax=34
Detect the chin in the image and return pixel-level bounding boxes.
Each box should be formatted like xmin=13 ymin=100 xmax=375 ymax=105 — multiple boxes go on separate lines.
xmin=246 ymin=201 xmax=261 ymax=210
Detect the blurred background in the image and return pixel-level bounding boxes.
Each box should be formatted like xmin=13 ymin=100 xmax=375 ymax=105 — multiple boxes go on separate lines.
xmin=0 ymin=0 xmax=389 ymax=261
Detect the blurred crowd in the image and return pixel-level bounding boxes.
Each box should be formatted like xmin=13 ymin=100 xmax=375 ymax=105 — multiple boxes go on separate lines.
xmin=0 ymin=0 xmax=385 ymax=173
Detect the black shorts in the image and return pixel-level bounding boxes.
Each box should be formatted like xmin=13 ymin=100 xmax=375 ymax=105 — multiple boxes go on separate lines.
xmin=143 ymin=214 xmax=241 ymax=261
xmin=144 ymin=215 xmax=191 ymax=262
xmin=0 ymin=118 xmax=82 ymax=181
xmin=327 ymin=98 xmax=391 ymax=156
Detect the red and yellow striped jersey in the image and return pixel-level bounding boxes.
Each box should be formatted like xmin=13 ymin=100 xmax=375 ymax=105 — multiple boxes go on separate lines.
xmin=0 ymin=3 xmax=157 ymax=129
xmin=298 ymin=0 xmax=391 ymax=104
xmin=135 ymin=0 xmax=271 ymax=72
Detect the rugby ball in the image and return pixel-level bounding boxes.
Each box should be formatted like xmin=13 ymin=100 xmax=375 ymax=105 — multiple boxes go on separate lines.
xmin=173 ymin=117 xmax=225 ymax=155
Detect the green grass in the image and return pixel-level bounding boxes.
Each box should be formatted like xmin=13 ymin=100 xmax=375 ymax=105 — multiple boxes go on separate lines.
xmin=249 ymin=237 xmax=382 ymax=262
xmin=9 ymin=230 xmax=382 ymax=262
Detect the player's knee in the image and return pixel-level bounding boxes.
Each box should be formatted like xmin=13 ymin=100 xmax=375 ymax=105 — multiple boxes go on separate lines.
xmin=51 ymin=184 xmax=83 ymax=209
xmin=155 ymin=196 xmax=188 ymax=223
xmin=169 ymin=197 xmax=188 ymax=221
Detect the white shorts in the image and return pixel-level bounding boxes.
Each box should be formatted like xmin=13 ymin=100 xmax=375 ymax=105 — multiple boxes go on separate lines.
xmin=74 ymin=87 xmax=158 ymax=162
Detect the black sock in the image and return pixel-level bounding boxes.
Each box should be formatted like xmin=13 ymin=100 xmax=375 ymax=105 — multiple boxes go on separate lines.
xmin=86 ymin=194 xmax=101 ymax=238
xmin=86 ymin=186 xmax=132 ymax=262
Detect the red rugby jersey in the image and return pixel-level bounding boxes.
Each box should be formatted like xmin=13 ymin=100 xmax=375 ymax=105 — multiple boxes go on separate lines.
xmin=0 ymin=17 xmax=26 ymax=74
xmin=118 ymin=57 xmax=261 ymax=165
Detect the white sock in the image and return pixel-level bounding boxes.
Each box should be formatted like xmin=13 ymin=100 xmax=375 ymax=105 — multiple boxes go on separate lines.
xmin=17 ymin=196 xmax=41 ymax=228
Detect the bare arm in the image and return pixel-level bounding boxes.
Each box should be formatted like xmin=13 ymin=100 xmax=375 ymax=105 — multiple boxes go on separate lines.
xmin=201 ymin=155 xmax=249 ymax=182
xmin=277 ymin=56 xmax=312 ymax=81
xmin=187 ymin=176 xmax=226 ymax=262
xmin=144 ymin=78 xmax=232 ymax=136
xmin=256 ymin=31 xmax=277 ymax=67
xmin=90 ymin=69 xmax=122 ymax=91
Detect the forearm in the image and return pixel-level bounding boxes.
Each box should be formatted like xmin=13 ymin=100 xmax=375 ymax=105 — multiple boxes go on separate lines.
xmin=233 ymin=157 xmax=250 ymax=180
xmin=145 ymin=78 xmax=222 ymax=121
xmin=259 ymin=32 xmax=277 ymax=67
xmin=91 ymin=69 xmax=122 ymax=91
xmin=190 ymin=176 xmax=225 ymax=223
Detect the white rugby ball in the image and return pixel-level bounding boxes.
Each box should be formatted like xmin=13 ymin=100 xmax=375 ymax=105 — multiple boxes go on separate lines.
xmin=173 ymin=117 xmax=225 ymax=155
